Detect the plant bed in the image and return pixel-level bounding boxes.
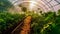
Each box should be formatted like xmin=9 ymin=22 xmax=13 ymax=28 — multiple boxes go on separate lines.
xmin=0 ymin=12 xmax=25 ymax=34
xmin=30 ymin=10 xmax=60 ymax=34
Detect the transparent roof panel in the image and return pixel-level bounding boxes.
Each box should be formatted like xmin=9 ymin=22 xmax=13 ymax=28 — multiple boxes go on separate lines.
xmin=55 ymin=0 xmax=60 ymax=3
xmin=9 ymin=0 xmax=60 ymax=12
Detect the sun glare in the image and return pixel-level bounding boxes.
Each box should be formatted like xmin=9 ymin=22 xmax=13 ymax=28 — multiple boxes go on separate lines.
xmin=29 ymin=1 xmax=36 ymax=11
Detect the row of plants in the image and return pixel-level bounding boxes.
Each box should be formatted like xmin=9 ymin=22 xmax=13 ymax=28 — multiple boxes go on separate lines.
xmin=0 ymin=0 xmax=26 ymax=34
xmin=0 ymin=11 xmax=25 ymax=34
xmin=29 ymin=10 xmax=60 ymax=34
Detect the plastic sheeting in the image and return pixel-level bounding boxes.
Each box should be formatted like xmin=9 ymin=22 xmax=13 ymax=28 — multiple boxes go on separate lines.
xmin=9 ymin=0 xmax=60 ymax=12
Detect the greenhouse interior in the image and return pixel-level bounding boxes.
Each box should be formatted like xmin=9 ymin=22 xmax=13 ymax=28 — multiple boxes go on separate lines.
xmin=0 ymin=0 xmax=60 ymax=34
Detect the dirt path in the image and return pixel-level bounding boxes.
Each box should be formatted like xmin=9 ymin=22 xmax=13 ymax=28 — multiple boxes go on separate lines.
xmin=20 ymin=16 xmax=32 ymax=34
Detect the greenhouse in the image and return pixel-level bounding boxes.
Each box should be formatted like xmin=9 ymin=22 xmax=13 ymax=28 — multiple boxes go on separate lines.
xmin=0 ymin=0 xmax=60 ymax=34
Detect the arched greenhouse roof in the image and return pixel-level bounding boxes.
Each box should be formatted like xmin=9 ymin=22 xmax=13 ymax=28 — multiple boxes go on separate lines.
xmin=9 ymin=0 xmax=60 ymax=12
